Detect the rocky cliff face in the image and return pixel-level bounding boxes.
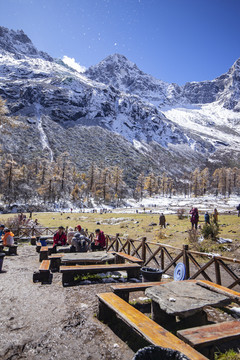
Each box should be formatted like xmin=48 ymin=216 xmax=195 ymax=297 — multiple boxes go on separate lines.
xmin=0 ymin=27 xmax=240 ymax=181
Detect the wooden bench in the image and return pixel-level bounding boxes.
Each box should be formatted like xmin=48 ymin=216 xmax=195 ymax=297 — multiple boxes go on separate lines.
xmin=0 ymin=245 xmax=18 ymax=255
xmin=177 ymin=320 xmax=240 ymax=359
xmin=111 ymin=252 xmax=143 ymax=264
xmin=97 ymin=292 xmax=207 ymax=360
xmin=39 ymin=245 xmax=54 ymax=261
xmin=33 ymin=260 xmax=51 ymax=283
xmin=197 ymin=280 xmax=240 ymax=304
xmin=111 ymin=281 xmax=169 ymax=302
xmin=60 ymin=263 xmax=141 ymax=286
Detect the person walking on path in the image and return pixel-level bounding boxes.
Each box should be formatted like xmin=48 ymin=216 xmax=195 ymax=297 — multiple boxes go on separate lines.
xmin=213 ymin=208 xmax=219 ymax=224
xmin=190 ymin=207 xmax=199 ymax=230
xmin=237 ymin=204 xmax=240 ymax=217
xmin=159 ymin=213 xmax=166 ymax=228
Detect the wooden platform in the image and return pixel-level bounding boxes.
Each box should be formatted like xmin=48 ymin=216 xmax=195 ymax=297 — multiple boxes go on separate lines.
xmin=97 ymin=292 xmax=207 ymax=360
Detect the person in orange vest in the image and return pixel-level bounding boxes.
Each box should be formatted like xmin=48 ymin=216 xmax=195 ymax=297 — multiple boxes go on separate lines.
xmin=2 ymin=228 xmax=14 ymax=246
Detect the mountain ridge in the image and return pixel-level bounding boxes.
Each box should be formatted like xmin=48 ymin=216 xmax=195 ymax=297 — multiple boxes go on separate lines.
xmin=0 ymin=26 xmax=240 ymax=185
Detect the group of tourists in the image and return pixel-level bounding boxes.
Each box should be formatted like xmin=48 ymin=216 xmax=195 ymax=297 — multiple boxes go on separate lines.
xmin=52 ymin=225 xmax=106 ymax=253
xmin=189 ymin=208 xmax=219 ymax=230
xmin=0 ymin=224 xmax=14 ymax=246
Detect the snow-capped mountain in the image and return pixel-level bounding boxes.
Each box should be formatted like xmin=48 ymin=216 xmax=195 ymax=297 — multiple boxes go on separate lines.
xmin=0 ymin=26 xmax=240 ymax=182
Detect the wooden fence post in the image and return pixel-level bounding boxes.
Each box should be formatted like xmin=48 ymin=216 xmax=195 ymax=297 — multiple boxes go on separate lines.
xmin=115 ymin=233 xmax=119 ymax=252
xmin=105 ymin=235 xmax=109 ymax=249
xmin=142 ymin=237 xmax=147 ymax=263
xmin=214 ymin=259 xmax=221 ymax=285
xmin=127 ymin=239 xmax=131 ymax=255
xmin=160 ymin=248 xmax=164 ymax=270
xmin=183 ymin=244 xmax=190 ymax=279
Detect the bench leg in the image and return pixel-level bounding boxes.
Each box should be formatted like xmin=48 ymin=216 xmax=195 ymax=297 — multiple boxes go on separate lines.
xmin=179 ymin=310 xmax=207 ymax=328
xmin=8 ymin=246 xmax=17 ymax=255
xmin=127 ymin=268 xmax=140 ymax=280
xmin=98 ymin=299 xmax=112 ymax=323
xmin=62 ymin=273 xmax=74 ymax=287
xmin=41 ymin=271 xmax=51 ymax=284
xmin=33 ymin=271 xmax=51 ymax=284
xmin=151 ymin=300 xmax=176 ymax=330
xmin=197 ymin=346 xmax=214 ymax=360
xmin=115 ymin=255 xmax=125 ymax=264
xmin=39 ymin=251 xmax=48 ymax=262
xmin=115 ymin=291 xmax=129 ymax=302
xmin=50 ymin=258 xmax=61 ymax=272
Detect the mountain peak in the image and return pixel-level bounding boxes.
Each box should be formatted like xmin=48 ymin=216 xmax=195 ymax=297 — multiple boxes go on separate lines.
xmin=102 ymin=53 xmax=135 ymax=66
xmin=0 ymin=26 xmax=52 ymax=61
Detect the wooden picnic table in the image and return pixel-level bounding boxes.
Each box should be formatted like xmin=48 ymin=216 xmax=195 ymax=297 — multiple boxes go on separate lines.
xmin=145 ymin=280 xmax=232 ymax=330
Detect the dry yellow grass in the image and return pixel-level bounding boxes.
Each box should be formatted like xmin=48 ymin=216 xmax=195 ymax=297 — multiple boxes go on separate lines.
xmin=0 ymin=211 xmax=239 ymax=254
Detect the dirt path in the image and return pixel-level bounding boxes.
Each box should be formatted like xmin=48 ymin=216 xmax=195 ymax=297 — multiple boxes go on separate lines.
xmin=0 ymin=244 xmax=134 ymax=360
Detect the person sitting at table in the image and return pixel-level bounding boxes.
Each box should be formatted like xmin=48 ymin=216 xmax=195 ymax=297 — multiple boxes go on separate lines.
xmin=91 ymin=229 xmax=106 ymax=251
xmin=0 ymin=224 xmax=5 ymax=239
xmin=2 ymin=228 xmax=14 ymax=246
xmin=71 ymin=232 xmax=91 ymax=252
xmin=67 ymin=226 xmax=75 ymax=245
xmin=75 ymin=225 xmax=87 ymax=235
xmin=53 ymin=226 xmax=67 ymax=247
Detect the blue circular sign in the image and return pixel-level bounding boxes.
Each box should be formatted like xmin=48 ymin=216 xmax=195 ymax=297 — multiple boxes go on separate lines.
xmin=174 ymin=262 xmax=186 ymax=281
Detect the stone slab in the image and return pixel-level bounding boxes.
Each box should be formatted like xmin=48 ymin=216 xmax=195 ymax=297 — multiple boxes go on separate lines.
xmin=61 ymin=251 xmax=115 ymax=264
xmin=145 ymin=281 xmax=231 ymax=318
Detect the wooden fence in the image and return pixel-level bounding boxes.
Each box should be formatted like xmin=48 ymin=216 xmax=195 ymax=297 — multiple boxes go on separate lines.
xmin=106 ymin=234 xmax=240 ymax=290
xmin=13 ymin=226 xmax=59 ymax=239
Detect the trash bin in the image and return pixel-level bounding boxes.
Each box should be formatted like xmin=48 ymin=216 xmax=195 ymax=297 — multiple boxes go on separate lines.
xmin=132 ymin=346 xmax=190 ymax=360
xmin=0 ymin=253 xmax=5 ymax=272
xmin=141 ymin=267 xmax=162 ymax=282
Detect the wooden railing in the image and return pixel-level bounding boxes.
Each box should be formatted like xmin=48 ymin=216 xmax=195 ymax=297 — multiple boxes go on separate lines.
xmin=107 ymin=234 xmax=240 ymax=290
xmin=13 ymin=226 xmax=59 ymax=238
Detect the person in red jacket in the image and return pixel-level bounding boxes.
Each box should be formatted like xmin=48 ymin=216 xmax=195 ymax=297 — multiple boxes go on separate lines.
xmin=91 ymin=229 xmax=106 ymax=251
xmin=53 ymin=226 xmax=67 ymax=247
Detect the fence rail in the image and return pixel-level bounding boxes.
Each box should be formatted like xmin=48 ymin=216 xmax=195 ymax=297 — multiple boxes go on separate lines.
xmin=107 ymin=234 xmax=240 ymax=290
xmin=13 ymin=226 xmax=59 ymax=238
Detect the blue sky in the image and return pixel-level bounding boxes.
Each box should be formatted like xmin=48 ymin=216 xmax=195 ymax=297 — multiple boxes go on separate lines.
xmin=0 ymin=0 xmax=239 ymax=84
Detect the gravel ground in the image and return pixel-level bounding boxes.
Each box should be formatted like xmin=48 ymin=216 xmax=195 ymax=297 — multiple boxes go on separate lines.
xmin=0 ymin=244 xmax=134 ymax=360
xmin=1 ymin=243 xmax=240 ymax=360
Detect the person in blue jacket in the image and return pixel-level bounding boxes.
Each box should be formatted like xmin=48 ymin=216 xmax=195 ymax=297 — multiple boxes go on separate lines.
xmin=204 ymin=212 xmax=210 ymax=224
xmin=0 ymin=224 xmax=5 ymax=238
